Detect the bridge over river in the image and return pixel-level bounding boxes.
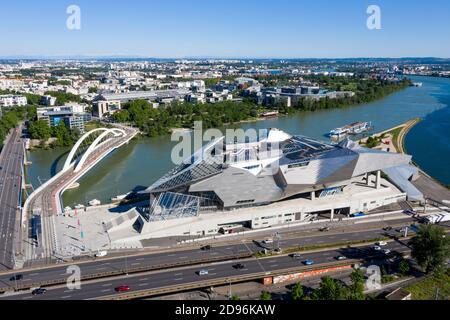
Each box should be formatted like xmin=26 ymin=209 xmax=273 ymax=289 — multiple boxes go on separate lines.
xmin=18 ymin=124 xmax=139 ymax=267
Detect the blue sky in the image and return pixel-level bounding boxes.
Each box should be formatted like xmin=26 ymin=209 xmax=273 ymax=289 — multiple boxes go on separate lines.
xmin=1 ymin=0 xmax=449 ymax=58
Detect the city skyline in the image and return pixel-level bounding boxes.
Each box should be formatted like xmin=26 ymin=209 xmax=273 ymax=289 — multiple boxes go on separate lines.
xmin=1 ymin=0 xmax=450 ymax=59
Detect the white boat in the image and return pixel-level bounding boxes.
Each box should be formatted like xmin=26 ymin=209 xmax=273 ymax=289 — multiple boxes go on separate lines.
xmin=89 ymin=199 xmax=101 ymax=206
xmin=329 ymin=121 xmax=372 ymax=136
xmin=111 ymin=192 xmax=131 ymax=202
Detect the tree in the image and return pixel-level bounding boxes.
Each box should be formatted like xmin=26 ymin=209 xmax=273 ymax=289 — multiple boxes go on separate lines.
xmin=398 ymin=259 xmax=411 ymax=276
xmin=29 ymin=120 xmax=51 ymax=140
xmin=260 ymin=291 xmax=272 ymax=300
xmin=230 ymin=294 xmax=241 ymax=300
xmin=291 ymin=282 xmax=305 ymax=300
xmin=52 ymin=122 xmax=72 ymax=147
xmin=410 ymin=224 xmax=450 ymax=274
xmin=348 ymin=269 xmax=366 ymax=300
xmin=311 ymin=276 xmax=349 ymax=300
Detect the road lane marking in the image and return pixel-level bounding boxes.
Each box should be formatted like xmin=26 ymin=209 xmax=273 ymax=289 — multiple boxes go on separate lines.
xmin=174 ymin=273 xmax=183 ymax=277
xmin=138 ymin=283 xmax=149 ymax=287
xmin=101 ymin=283 xmax=112 ymax=287
xmin=61 ymin=296 xmax=72 ymax=299
xmin=140 ymin=278 xmax=149 ymax=281
xmin=174 ymin=278 xmax=184 ymax=281
xmin=101 ymin=289 xmax=111 ymax=293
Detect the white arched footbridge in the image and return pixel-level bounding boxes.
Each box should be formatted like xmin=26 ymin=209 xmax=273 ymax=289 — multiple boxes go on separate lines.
xmin=21 ymin=125 xmax=139 ymax=261
xmin=63 ymin=127 xmax=126 ymax=173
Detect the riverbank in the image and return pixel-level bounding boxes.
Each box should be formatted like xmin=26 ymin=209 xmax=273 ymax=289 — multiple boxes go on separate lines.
xmin=358 ymin=118 xmax=421 ymax=154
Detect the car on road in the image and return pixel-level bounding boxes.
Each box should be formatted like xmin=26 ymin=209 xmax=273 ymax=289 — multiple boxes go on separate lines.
xmin=335 ymin=256 xmax=347 ymax=261
xmin=10 ymin=274 xmax=23 ymax=281
xmin=376 ymin=241 xmax=388 ymax=246
xmin=403 ymin=209 xmax=416 ymax=215
xmin=303 ymin=259 xmax=315 ymax=266
xmin=350 ymin=212 xmax=366 ymax=218
xmin=383 ymin=249 xmax=392 ymax=255
xmin=201 ymin=245 xmax=212 ymax=251
xmin=291 ymin=253 xmax=302 ymax=259
xmin=115 ymin=285 xmax=131 ymax=293
xmin=382 ymin=226 xmax=393 ymax=231
xmin=262 ymin=239 xmax=273 ymax=245
xmin=373 ymin=246 xmax=382 ymax=251
xmin=31 ymin=288 xmax=47 ymax=295
xmin=319 ymin=226 xmax=330 ymax=232
xmin=197 ymin=269 xmax=209 ymax=276
xmin=233 ymin=263 xmax=245 ymax=270
xmin=95 ymin=250 xmax=108 ymax=258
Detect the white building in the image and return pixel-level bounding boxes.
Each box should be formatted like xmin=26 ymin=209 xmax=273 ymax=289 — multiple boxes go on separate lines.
xmin=0 ymin=95 xmax=27 ymax=107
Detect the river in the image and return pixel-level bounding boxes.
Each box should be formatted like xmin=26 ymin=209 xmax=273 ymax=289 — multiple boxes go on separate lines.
xmin=25 ymin=75 xmax=450 ymax=207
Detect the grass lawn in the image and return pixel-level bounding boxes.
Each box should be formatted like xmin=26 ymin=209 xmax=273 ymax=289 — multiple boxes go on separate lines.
xmin=404 ymin=269 xmax=450 ymax=300
xmin=84 ymin=121 xmax=103 ymax=132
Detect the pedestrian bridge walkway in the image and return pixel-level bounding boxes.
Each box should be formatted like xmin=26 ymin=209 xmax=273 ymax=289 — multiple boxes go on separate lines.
xmin=20 ymin=124 xmax=139 ymax=263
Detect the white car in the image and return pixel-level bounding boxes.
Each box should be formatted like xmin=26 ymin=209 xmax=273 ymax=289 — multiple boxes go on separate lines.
xmin=95 ymin=250 xmax=108 ymax=258
xmin=383 ymin=249 xmax=392 ymax=255
xmin=373 ymin=246 xmax=382 ymax=251
xmin=262 ymin=239 xmax=273 ymax=245
xmin=376 ymin=241 xmax=388 ymax=246
xmin=198 ymin=269 xmax=209 ymax=276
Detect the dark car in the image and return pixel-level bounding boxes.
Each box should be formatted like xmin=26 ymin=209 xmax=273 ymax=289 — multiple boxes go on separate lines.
xmin=319 ymin=227 xmax=330 ymax=232
xmin=115 ymin=285 xmax=131 ymax=293
xmin=382 ymin=226 xmax=393 ymax=231
xmin=31 ymin=288 xmax=47 ymax=295
xmin=201 ymin=245 xmax=212 ymax=251
xmin=10 ymin=274 xmax=23 ymax=281
xmin=233 ymin=263 xmax=245 ymax=270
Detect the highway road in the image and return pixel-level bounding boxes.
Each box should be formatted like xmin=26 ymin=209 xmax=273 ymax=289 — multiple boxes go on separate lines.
xmin=0 ymin=125 xmax=24 ymax=270
xmin=0 ymin=223 xmax=413 ymax=292
xmin=0 ymin=240 xmax=410 ymax=300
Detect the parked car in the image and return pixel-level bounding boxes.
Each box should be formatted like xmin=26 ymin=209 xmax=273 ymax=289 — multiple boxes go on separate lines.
xmin=373 ymin=246 xmax=382 ymax=251
xmin=382 ymin=226 xmax=393 ymax=231
xmin=376 ymin=241 xmax=388 ymax=246
xmin=403 ymin=209 xmax=416 ymax=215
xmin=197 ymin=269 xmax=209 ymax=276
xmin=303 ymin=259 xmax=314 ymax=266
xmin=383 ymin=249 xmax=392 ymax=255
xmin=10 ymin=274 xmax=23 ymax=281
xmin=262 ymin=239 xmax=273 ymax=245
xmin=114 ymin=285 xmax=130 ymax=293
xmin=31 ymin=288 xmax=47 ymax=295
xmin=233 ymin=263 xmax=245 ymax=270
xmin=201 ymin=245 xmax=212 ymax=251
xmin=335 ymin=256 xmax=347 ymax=261
xmin=319 ymin=227 xmax=330 ymax=232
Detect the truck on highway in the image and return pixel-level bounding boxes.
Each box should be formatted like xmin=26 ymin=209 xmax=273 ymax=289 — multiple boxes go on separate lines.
xmin=423 ymin=212 xmax=450 ymax=225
